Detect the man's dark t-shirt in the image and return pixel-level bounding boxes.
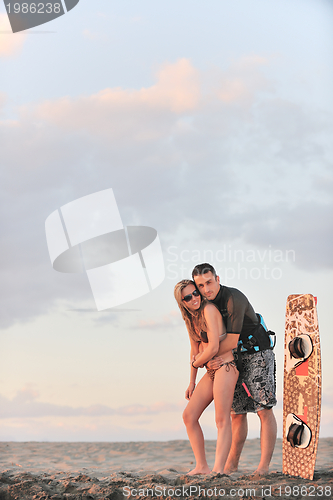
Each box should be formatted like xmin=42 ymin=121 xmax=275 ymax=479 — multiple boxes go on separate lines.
xmin=211 ymin=285 xmax=259 ymax=339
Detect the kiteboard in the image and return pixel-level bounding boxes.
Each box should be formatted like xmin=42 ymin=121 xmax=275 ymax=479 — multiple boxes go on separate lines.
xmin=283 ymin=294 xmax=321 ymax=480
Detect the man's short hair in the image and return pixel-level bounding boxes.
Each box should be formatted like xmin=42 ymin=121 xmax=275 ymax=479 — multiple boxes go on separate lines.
xmin=192 ymin=263 xmax=217 ymax=280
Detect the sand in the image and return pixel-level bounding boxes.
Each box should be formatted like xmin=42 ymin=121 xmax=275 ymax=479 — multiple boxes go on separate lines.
xmin=0 ymin=438 xmax=332 ymax=499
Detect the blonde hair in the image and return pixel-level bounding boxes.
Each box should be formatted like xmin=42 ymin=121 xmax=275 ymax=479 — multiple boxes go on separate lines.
xmin=174 ymin=279 xmax=208 ymax=341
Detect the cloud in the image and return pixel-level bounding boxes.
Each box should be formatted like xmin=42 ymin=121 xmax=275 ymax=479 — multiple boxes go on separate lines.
xmin=0 ymin=56 xmax=332 ymax=327
xmin=0 ymin=91 xmax=6 ymax=110
xmin=216 ymin=55 xmax=271 ymax=104
xmin=243 ymin=203 xmax=333 ymax=271
xmin=34 ymin=58 xmax=200 ymax=139
xmin=134 ymin=311 xmax=182 ymax=330
xmin=0 ymin=415 xmax=189 ymax=442
xmin=0 ymin=387 xmax=183 ymax=419
xmin=0 ymin=388 xmax=332 ymax=441
xmin=0 ymin=14 xmax=27 ymax=57
xmin=82 ymin=29 xmax=108 ymax=42
xmin=322 ymin=387 xmax=333 ymax=406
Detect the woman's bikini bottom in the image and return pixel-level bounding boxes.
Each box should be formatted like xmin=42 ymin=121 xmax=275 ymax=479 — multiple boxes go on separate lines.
xmin=206 ymin=360 xmax=237 ymax=381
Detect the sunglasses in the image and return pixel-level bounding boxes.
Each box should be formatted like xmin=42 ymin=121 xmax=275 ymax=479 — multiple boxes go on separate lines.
xmin=182 ymin=289 xmax=200 ymax=303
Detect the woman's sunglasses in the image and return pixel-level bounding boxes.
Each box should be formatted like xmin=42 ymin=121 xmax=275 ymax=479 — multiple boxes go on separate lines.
xmin=182 ymin=289 xmax=200 ymax=303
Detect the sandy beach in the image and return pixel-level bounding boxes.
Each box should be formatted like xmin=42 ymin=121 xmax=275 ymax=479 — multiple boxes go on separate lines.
xmin=0 ymin=438 xmax=332 ymax=499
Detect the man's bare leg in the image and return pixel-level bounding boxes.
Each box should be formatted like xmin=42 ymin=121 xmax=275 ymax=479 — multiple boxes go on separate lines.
xmin=223 ymin=413 xmax=247 ymax=474
xmin=254 ymin=408 xmax=277 ymax=475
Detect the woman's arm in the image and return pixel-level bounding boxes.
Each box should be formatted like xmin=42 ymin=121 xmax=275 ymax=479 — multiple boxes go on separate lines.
xmin=189 ymin=337 xmax=200 ymax=384
xmin=185 ymin=336 xmax=200 ymax=400
xmin=191 ymin=304 xmax=221 ymax=368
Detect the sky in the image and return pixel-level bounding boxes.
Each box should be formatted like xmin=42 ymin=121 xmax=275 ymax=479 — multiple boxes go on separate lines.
xmin=0 ymin=0 xmax=332 ymax=442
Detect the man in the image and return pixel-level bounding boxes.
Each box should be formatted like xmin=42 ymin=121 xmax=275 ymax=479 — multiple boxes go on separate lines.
xmin=192 ymin=263 xmax=277 ymax=475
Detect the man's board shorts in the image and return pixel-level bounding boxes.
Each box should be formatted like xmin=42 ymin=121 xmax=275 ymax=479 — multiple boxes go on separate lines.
xmin=231 ymin=349 xmax=277 ymax=414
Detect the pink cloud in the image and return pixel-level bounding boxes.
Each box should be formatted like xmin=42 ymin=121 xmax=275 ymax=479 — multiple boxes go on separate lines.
xmin=32 ymin=59 xmax=200 ymax=140
xmin=135 ymin=311 xmax=182 ymax=330
xmin=8 ymin=56 xmax=274 ymax=148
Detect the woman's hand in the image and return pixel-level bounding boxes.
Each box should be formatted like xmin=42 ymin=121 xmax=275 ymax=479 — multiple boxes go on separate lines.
xmin=192 ymin=354 xmax=204 ymax=369
xmin=206 ymin=355 xmax=224 ymax=370
xmin=185 ymin=382 xmax=196 ymax=400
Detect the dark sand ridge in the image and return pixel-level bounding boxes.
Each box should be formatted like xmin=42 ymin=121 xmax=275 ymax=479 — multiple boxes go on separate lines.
xmin=0 ymin=438 xmax=332 ymax=499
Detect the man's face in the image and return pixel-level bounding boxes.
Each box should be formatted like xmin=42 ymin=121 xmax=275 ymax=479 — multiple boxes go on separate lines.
xmin=193 ymin=271 xmax=220 ymax=300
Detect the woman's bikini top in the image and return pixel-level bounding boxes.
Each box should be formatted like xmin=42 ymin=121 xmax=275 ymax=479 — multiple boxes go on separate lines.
xmin=199 ymin=330 xmax=227 ymax=344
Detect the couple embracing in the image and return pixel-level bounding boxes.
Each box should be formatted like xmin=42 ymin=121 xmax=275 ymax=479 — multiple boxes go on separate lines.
xmin=174 ymin=263 xmax=277 ymax=476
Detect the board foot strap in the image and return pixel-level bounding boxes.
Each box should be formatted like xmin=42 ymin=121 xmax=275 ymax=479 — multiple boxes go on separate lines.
xmin=286 ymin=413 xmax=312 ymax=449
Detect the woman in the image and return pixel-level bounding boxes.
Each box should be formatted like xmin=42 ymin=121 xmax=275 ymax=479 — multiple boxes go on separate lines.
xmin=174 ymin=279 xmax=239 ymax=475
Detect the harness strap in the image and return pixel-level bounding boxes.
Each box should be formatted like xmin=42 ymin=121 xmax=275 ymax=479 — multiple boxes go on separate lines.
xmin=242 ymin=382 xmax=274 ymax=410
xmin=238 ymin=315 xmax=275 ymax=355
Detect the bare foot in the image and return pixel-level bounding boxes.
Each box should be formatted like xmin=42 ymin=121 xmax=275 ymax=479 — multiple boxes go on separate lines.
xmin=223 ymin=467 xmax=238 ymax=475
xmin=211 ymin=470 xmax=227 ymax=476
xmin=224 ymin=461 xmax=239 ymax=474
xmin=187 ymin=466 xmax=211 ymax=475
xmin=251 ymin=468 xmax=269 ymax=479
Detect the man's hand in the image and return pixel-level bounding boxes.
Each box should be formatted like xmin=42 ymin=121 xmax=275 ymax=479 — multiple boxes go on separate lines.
xmin=185 ymin=382 xmax=196 ymax=400
xmin=206 ymin=355 xmax=224 ymax=370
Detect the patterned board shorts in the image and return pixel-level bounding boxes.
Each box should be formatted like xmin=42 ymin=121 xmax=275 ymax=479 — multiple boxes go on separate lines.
xmin=231 ymin=349 xmax=277 ymax=414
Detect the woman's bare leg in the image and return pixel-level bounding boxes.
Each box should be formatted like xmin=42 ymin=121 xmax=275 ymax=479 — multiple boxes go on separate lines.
xmin=212 ymin=365 xmax=239 ymax=474
xmin=182 ymin=373 xmax=214 ymax=475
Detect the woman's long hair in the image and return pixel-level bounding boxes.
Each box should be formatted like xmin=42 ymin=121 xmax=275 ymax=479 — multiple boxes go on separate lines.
xmin=174 ymin=279 xmax=207 ymax=341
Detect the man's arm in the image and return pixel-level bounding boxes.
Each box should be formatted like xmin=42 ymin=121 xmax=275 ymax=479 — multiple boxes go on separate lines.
xmin=205 ymin=332 xmax=240 ymax=370
xmin=218 ymin=332 xmax=240 ymax=354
